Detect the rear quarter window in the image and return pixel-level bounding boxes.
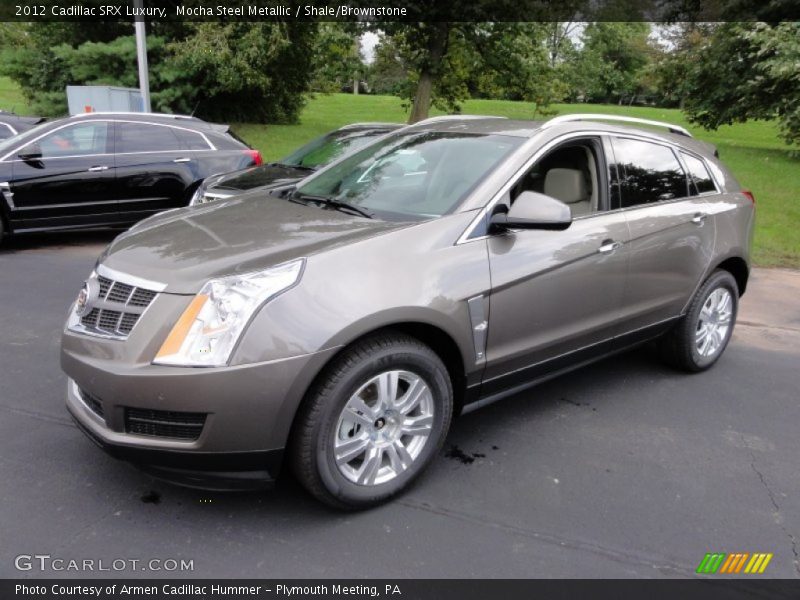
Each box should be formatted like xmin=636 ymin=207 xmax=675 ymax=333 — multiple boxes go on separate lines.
xmin=173 ymin=128 xmax=212 ymax=151
xmin=681 ymin=152 xmax=717 ymax=194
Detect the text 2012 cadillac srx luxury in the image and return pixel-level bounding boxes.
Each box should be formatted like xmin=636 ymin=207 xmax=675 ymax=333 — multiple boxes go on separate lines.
xmin=61 ymin=114 xmax=755 ymax=508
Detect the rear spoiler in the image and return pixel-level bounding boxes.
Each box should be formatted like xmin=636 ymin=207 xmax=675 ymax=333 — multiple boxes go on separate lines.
xmin=206 ymin=122 xmax=231 ymax=134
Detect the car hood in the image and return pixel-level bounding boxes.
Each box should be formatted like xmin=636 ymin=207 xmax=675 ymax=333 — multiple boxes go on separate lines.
xmin=212 ymin=163 xmax=313 ymax=192
xmin=102 ymin=194 xmax=407 ymax=294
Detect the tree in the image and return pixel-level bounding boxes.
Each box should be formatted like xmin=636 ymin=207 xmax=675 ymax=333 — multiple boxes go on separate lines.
xmin=169 ymin=22 xmax=317 ymax=122
xmin=474 ymin=23 xmax=567 ymax=115
xmin=680 ymin=22 xmax=800 ymax=148
xmin=366 ymin=35 xmax=408 ymax=96
xmin=651 ymin=23 xmax=715 ymax=107
xmin=309 ymin=23 xmax=364 ymax=94
xmin=574 ymin=22 xmax=651 ymax=104
xmin=0 ymin=22 xmax=317 ymax=123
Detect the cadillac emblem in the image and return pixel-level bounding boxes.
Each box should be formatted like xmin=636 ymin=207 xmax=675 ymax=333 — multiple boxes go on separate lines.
xmin=75 ymin=278 xmax=100 ymax=316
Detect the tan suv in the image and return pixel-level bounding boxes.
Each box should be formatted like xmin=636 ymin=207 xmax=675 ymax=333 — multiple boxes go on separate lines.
xmin=61 ymin=114 xmax=755 ymax=508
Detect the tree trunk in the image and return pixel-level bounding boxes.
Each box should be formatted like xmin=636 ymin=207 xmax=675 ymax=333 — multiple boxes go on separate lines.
xmin=409 ymin=71 xmax=434 ymax=123
xmin=407 ymin=23 xmax=450 ymax=124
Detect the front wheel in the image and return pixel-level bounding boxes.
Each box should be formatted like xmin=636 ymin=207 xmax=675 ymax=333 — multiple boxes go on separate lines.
xmin=291 ymin=333 xmax=453 ymax=509
xmin=659 ymin=270 xmax=739 ymax=372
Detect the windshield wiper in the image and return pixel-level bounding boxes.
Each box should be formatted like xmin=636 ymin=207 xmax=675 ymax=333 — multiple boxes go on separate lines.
xmin=268 ymin=162 xmax=316 ymax=172
xmin=291 ymin=192 xmax=374 ymax=219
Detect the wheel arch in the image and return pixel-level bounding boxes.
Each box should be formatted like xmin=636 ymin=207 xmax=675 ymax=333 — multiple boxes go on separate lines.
xmin=714 ymin=255 xmax=749 ymax=296
xmin=283 ymin=319 xmax=470 ymax=460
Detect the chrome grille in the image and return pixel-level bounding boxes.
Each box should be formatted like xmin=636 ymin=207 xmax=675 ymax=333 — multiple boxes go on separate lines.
xmin=76 ymin=273 xmax=159 ymax=339
xmin=106 ymin=282 xmax=134 ymax=304
xmin=129 ymin=288 xmax=157 ymax=307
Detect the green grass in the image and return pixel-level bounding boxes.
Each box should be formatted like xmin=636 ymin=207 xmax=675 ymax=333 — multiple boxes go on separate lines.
xmin=1 ymin=75 xmax=796 ymax=267
xmin=0 ymin=76 xmax=33 ymax=115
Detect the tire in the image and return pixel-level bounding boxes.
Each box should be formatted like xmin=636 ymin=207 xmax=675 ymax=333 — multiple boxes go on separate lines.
xmin=291 ymin=333 xmax=453 ymax=509
xmin=659 ymin=269 xmax=739 ymax=372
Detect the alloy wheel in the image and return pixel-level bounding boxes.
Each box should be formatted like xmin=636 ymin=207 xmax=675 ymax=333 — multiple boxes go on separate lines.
xmin=333 ymin=370 xmax=434 ymax=486
xmin=695 ymin=287 xmax=734 ymax=358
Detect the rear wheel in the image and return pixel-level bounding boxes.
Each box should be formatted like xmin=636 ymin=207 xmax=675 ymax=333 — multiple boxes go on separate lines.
xmin=659 ymin=270 xmax=739 ymax=372
xmin=291 ymin=333 xmax=453 ymax=509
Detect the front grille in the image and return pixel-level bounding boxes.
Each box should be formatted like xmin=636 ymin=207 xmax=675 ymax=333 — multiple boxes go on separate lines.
xmin=77 ymin=275 xmax=158 ymax=339
xmin=79 ymin=388 xmax=105 ymax=419
xmin=125 ymin=408 xmax=207 ymax=441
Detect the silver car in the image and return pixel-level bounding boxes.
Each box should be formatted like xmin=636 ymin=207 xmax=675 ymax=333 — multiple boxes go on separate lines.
xmin=61 ymin=114 xmax=755 ymax=508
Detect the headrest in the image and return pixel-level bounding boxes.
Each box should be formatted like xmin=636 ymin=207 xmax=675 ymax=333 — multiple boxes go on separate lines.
xmin=544 ymin=168 xmax=587 ymax=204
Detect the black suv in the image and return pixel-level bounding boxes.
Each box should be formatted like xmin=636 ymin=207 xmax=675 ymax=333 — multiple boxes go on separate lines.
xmin=0 ymin=112 xmax=261 ymax=242
xmin=0 ymin=111 xmax=45 ymax=140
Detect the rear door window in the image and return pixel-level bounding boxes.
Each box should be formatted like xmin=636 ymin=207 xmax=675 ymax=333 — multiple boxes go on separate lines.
xmin=117 ymin=123 xmax=182 ymax=153
xmin=612 ymin=138 xmax=689 ymax=207
xmin=681 ymin=152 xmax=717 ymax=194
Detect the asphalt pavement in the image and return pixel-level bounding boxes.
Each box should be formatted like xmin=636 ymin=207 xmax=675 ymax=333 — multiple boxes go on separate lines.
xmin=1 ymin=231 xmax=798 ymax=579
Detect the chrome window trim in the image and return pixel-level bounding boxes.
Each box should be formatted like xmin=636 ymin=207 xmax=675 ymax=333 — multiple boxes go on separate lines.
xmin=677 ymin=149 xmax=722 ymax=195
xmin=1 ymin=122 xmax=17 ymax=136
xmin=0 ymin=118 xmax=215 ymax=161
xmin=96 ymin=263 xmax=167 ymax=293
xmin=113 ymin=119 xmax=216 ymax=152
xmin=456 ymin=130 xmax=599 ymax=245
xmin=610 ymin=134 xmax=722 ymax=207
xmin=455 ymin=128 xmax=723 ymax=245
xmin=2 ymin=149 xmax=217 ymax=163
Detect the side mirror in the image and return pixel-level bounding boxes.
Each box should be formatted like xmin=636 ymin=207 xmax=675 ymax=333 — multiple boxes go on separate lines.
xmin=490 ymin=191 xmax=572 ymax=231
xmin=18 ymin=142 xmax=42 ymax=161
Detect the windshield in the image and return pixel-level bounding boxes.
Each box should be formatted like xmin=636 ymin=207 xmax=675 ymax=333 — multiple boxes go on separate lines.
xmin=295 ymin=131 xmax=522 ymax=220
xmin=0 ymin=120 xmax=52 ymax=156
xmin=281 ymin=129 xmax=390 ymax=169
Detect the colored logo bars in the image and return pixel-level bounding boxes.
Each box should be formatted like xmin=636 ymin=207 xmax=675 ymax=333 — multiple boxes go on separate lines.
xmin=696 ymin=553 xmax=773 ymax=574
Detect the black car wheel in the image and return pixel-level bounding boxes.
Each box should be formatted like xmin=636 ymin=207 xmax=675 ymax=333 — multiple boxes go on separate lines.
xmin=660 ymin=270 xmax=739 ymax=372
xmin=291 ymin=333 xmax=453 ymax=509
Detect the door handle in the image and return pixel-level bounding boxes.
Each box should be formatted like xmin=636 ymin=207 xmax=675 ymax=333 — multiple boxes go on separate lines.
xmin=691 ymin=212 xmax=708 ymax=225
xmin=87 ymin=165 xmax=109 ymax=172
xmin=173 ymin=157 xmax=192 ymax=163
xmin=598 ymin=240 xmax=623 ymax=254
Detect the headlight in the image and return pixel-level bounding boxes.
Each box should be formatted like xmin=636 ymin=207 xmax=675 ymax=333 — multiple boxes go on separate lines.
xmin=153 ymin=259 xmax=305 ymax=367
xmin=189 ymin=184 xmax=207 ymax=206
xmin=189 ymin=175 xmax=231 ymax=206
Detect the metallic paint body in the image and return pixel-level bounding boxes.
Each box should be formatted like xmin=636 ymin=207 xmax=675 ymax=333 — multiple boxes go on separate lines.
xmin=61 ymin=117 xmax=755 ymax=484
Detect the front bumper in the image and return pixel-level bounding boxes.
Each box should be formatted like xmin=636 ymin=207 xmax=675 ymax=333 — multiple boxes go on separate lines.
xmin=62 ymin=335 xmax=339 ymax=490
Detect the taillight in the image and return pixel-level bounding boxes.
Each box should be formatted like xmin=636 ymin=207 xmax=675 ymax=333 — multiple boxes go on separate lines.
xmin=742 ymin=190 xmax=755 ymax=204
xmin=245 ymin=149 xmax=263 ymax=166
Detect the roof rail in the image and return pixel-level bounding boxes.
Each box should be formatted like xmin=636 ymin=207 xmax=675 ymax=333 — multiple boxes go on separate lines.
xmin=415 ymin=114 xmax=508 ymax=125
xmin=339 ymin=122 xmax=402 ymax=130
xmin=72 ymin=112 xmax=197 ymax=120
xmin=543 ymin=113 xmax=692 ymax=137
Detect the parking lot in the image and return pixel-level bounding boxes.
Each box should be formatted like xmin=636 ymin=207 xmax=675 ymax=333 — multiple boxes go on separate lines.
xmin=1 ymin=232 xmax=799 ymax=579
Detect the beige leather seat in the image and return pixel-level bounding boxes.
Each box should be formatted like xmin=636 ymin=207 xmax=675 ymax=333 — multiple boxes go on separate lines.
xmin=544 ymin=168 xmax=591 ymax=217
